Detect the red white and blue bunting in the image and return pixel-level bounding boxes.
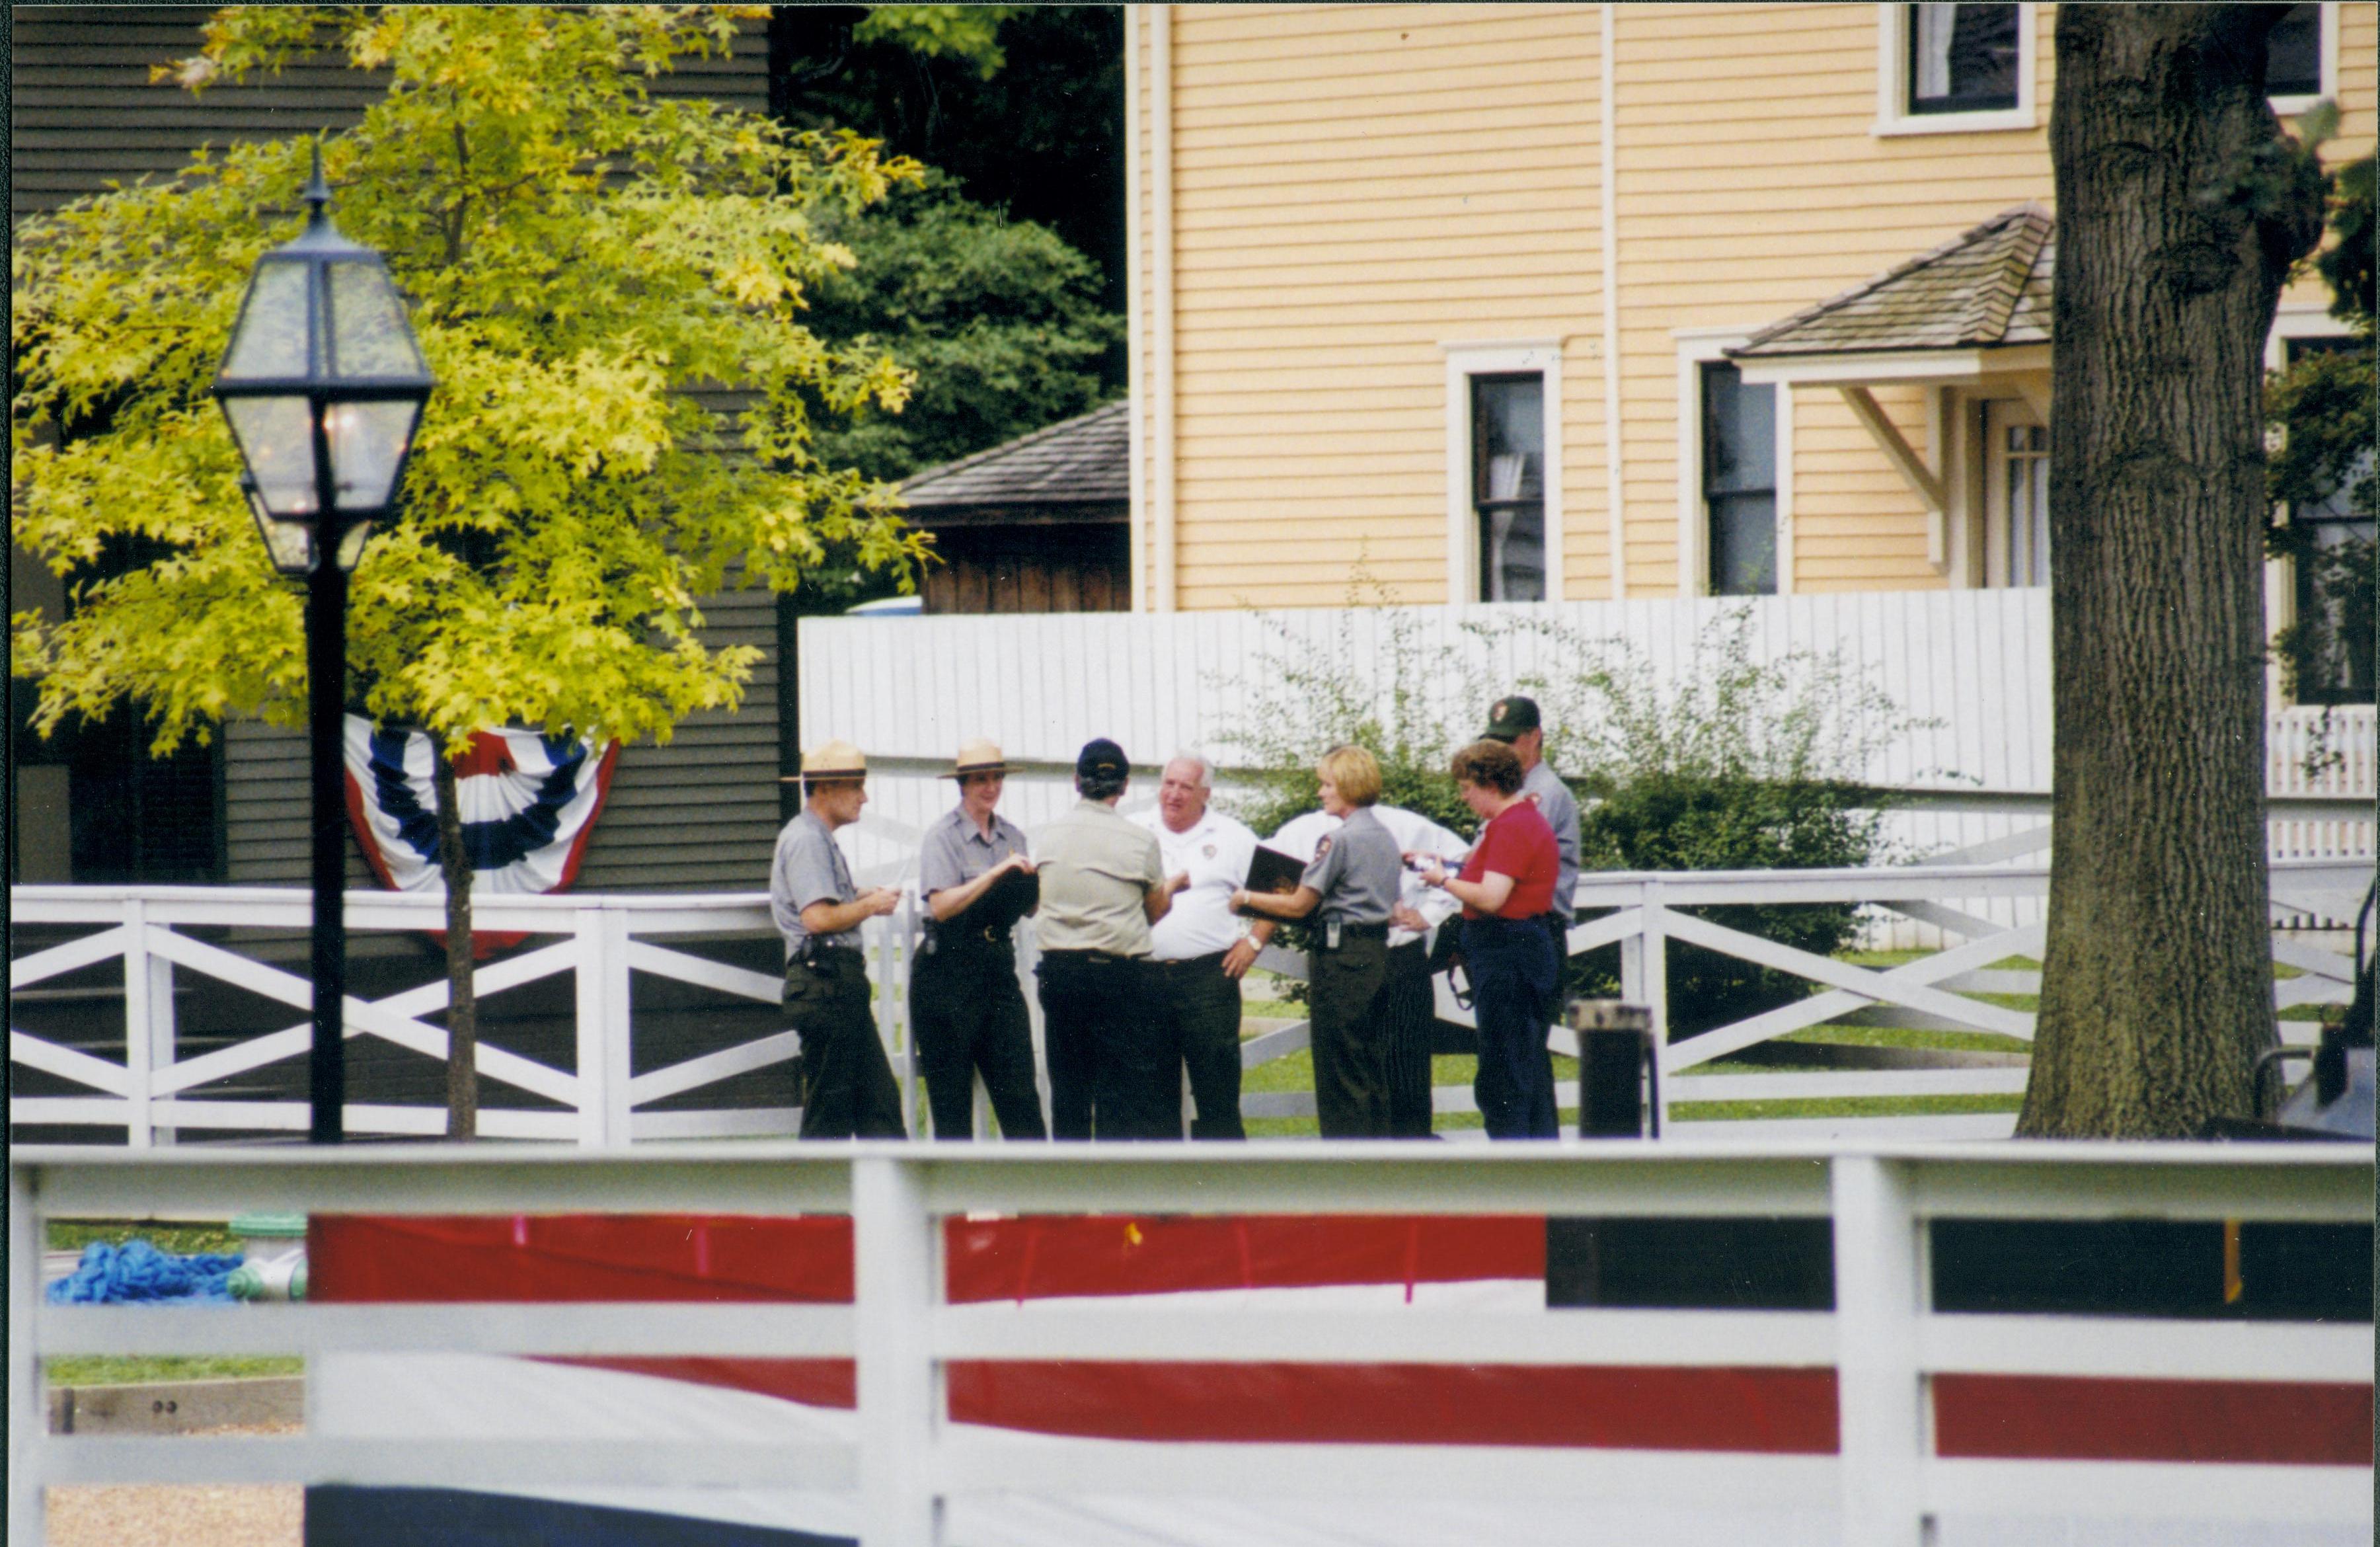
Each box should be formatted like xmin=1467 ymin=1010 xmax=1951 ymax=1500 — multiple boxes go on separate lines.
xmin=342 ymin=716 xmax=621 ymax=943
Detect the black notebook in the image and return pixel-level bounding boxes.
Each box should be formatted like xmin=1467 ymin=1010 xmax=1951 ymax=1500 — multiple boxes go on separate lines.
xmin=1244 ymin=844 xmax=1309 ymax=896
xmin=961 ymin=864 xmax=1040 ymax=932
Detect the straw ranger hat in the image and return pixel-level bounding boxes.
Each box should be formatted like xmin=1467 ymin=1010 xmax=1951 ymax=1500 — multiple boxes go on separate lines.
xmin=942 ymin=738 xmax=1014 ymax=779
xmin=783 ymin=738 xmax=868 ymax=783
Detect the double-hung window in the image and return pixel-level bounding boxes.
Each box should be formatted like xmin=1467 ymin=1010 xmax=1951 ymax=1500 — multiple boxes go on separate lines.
xmin=1473 ymin=374 xmax=1546 ymax=603
xmin=1908 ymin=3 xmax=2020 ymax=114
xmin=1876 ymin=3 xmax=2035 ymax=136
xmin=1701 ymin=362 xmax=1777 ymax=596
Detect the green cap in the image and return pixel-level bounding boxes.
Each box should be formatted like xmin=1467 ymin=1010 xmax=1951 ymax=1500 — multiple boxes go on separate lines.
xmin=1482 ymin=695 xmax=1541 ymax=741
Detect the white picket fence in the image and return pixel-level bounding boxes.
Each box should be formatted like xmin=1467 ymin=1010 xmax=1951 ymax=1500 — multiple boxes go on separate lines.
xmin=797 ymin=591 xmax=2377 ymax=897
xmin=11 ymin=854 xmax=2368 ymax=1148
xmin=11 ymin=1142 xmax=2373 ymax=1547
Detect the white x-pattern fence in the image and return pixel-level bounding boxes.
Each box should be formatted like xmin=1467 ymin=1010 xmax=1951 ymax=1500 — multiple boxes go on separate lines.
xmin=9 ymin=1142 xmax=2373 ymax=1547
xmin=10 ymin=852 xmax=2368 ymax=1147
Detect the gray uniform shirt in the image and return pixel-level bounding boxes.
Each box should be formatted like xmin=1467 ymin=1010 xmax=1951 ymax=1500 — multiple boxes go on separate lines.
xmin=1297 ymin=805 xmax=1402 ymax=927
xmin=1032 ymin=799 xmax=1165 ymax=956
xmin=770 ymin=810 xmax=861 ymax=956
xmin=1522 ymin=760 xmax=1581 ymax=918
xmin=918 ymin=805 xmax=1029 ymax=943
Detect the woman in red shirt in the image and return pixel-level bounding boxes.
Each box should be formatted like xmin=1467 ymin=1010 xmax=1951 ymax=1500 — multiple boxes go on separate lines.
xmin=1414 ymin=740 xmax=1561 ymax=1138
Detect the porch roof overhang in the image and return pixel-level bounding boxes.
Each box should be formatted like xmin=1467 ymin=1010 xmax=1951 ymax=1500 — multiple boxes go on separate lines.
xmin=1724 ymin=205 xmax=2057 ymax=557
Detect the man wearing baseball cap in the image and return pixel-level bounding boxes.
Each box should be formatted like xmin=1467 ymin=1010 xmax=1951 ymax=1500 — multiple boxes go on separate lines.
xmin=1031 ymin=738 xmax=1188 ymax=1139
xmin=771 ymin=740 xmax=905 ymax=1138
xmin=911 ymin=739 xmax=1047 ymax=1141
xmin=1484 ymin=695 xmax=1580 ymax=971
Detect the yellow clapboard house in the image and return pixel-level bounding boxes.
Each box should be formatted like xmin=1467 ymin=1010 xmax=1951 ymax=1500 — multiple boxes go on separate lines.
xmin=1122 ymin=2 xmax=2374 ymax=695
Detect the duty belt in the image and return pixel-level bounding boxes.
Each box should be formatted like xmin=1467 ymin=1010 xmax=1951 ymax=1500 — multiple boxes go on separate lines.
xmin=935 ymin=921 xmax=1013 ymax=949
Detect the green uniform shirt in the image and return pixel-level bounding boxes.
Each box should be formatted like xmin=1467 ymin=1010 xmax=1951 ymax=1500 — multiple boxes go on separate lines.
xmin=1032 ymin=798 xmax=1165 ymax=956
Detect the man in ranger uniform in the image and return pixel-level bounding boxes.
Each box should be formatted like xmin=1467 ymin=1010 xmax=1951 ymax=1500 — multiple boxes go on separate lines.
xmin=771 ymin=740 xmax=905 ymax=1138
xmin=1033 ymin=738 xmax=1185 ymax=1140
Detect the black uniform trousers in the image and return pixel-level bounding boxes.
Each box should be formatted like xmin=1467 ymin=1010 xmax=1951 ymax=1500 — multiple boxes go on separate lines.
xmin=784 ymin=947 xmax=906 ymax=1139
xmin=1309 ymin=927 xmax=1394 ymax=1138
xmin=909 ymin=931 xmax=1047 ymax=1140
xmin=1036 ymin=950 xmax=1174 ymax=1140
xmin=1383 ymin=939 xmax=1436 ymax=1138
xmin=1154 ymin=951 xmax=1246 ymax=1140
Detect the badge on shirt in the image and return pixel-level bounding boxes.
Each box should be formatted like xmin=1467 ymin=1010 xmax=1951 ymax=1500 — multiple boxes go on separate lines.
xmin=1315 ymin=836 xmax=1334 ymax=857
xmin=1202 ymin=843 xmax=1217 ymax=859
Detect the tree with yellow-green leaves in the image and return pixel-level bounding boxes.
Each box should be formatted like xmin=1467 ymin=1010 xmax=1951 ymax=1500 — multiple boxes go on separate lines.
xmin=11 ymin=5 xmax=931 ymax=1136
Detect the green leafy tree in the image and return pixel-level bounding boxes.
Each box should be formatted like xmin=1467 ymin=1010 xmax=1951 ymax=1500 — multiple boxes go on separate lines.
xmin=800 ymin=173 xmax=1124 ymax=487
xmin=11 ymin=5 xmax=927 ymax=1134
xmin=2266 ymin=138 xmax=2375 ymax=712
xmin=771 ymin=6 xmax=1126 ymax=318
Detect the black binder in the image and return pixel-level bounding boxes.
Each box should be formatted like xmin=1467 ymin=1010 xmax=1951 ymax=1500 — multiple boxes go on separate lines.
xmin=1244 ymin=844 xmax=1308 ymax=896
xmin=962 ymin=863 xmax=1040 ymax=933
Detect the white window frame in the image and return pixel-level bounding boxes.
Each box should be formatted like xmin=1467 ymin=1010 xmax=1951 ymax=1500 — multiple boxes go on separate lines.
xmin=1676 ymin=329 xmax=1792 ymax=598
xmin=1874 ymin=3 xmax=2038 ymax=138
xmin=2266 ymin=2 xmax=2339 ymax=118
xmin=1443 ymin=340 xmax=1564 ymax=605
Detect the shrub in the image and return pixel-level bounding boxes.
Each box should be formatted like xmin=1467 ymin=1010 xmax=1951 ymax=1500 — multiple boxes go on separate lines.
xmin=1500 ymin=607 xmax=1939 ymax=1037
xmin=1211 ymin=598 xmax=1941 ymax=1037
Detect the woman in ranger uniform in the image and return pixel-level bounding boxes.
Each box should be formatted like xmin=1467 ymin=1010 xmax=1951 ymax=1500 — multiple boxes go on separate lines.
xmin=1230 ymin=744 xmax=1406 ymax=1138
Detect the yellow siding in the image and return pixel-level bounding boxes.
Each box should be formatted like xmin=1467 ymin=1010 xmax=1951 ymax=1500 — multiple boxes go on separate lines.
xmin=1134 ymin=1 xmax=2380 ymax=609
xmin=1153 ymin=3 xmax=1607 ymax=610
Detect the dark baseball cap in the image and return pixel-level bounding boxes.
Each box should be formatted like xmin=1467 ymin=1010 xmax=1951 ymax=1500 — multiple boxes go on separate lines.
xmin=1483 ymin=695 xmax=1541 ymax=741
xmin=1075 ymin=737 xmax=1130 ymax=781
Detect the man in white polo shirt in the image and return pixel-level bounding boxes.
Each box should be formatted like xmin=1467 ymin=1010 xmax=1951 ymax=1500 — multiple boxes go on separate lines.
xmin=1129 ymin=750 xmax=1266 ymax=1139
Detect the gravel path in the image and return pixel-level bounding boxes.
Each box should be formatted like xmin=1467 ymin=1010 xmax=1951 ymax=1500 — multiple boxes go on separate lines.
xmin=45 ymin=1423 xmax=301 ymax=1547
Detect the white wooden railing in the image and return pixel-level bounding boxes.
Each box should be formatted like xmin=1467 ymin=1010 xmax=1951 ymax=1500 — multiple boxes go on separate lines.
xmin=11 ymin=856 xmax=2367 ymax=1147
xmin=9 ymin=1142 xmax=2372 ymax=1547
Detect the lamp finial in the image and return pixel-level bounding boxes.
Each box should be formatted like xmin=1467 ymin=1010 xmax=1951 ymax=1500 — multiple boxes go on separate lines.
xmin=303 ymin=138 xmax=332 ymax=225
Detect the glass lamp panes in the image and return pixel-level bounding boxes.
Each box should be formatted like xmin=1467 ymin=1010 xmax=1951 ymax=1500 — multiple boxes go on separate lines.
xmin=326 ymin=260 xmax=428 ymax=377
xmin=219 ymin=261 xmax=314 ymax=382
xmin=221 ymin=397 xmax=321 ymax=517
xmin=325 ymin=399 xmax=420 ymax=510
xmin=1473 ymin=374 xmax=1545 ymax=603
xmin=2266 ymin=4 xmax=2322 ymax=98
xmin=1909 ymin=3 xmax=2019 ymax=114
xmin=1702 ymin=362 xmax=1777 ymax=596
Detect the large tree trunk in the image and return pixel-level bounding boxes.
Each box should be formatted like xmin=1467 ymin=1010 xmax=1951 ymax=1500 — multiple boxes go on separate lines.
xmin=2020 ymin=6 xmax=2325 ymax=1136
xmin=431 ymin=734 xmax=479 ymax=1139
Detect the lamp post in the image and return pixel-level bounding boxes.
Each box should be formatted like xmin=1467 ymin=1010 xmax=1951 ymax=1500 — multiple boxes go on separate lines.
xmin=213 ymin=145 xmax=432 ymax=1144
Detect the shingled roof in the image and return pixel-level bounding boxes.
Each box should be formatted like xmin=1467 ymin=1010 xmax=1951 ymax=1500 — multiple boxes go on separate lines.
xmin=1730 ymin=204 xmax=2054 ymax=360
xmin=898 ymin=399 xmax=1130 ymax=517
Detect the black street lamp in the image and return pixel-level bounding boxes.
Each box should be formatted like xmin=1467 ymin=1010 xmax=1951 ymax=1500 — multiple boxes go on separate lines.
xmin=213 ymin=145 xmax=433 ymax=1144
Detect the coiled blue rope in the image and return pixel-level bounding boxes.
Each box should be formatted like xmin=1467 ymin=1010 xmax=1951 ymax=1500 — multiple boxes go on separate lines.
xmin=45 ymin=1240 xmax=244 ymax=1305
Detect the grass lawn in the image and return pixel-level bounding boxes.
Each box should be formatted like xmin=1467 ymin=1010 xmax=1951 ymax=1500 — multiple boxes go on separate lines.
xmin=46 ymin=1220 xmax=243 ymax=1256
xmin=46 ymin=1355 xmax=304 ymax=1386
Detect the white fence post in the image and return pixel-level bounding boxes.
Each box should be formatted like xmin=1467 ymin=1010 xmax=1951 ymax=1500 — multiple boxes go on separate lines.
xmin=853 ymin=1153 xmax=939 ymax=1547
xmin=1833 ymin=1154 xmax=1927 ymax=1547
xmin=10 ymin=1161 xmax=46 ymax=1547
xmin=121 ymin=897 xmax=155 ymax=1150
xmin=574 ymin=907 xmax=633 ymax=1147
xmin=1642 ymin=879 xmax=1671 ymax=1134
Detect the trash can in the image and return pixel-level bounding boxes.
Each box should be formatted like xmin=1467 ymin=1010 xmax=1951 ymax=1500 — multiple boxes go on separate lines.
xmin=1565 ymin=999 xmax=1654 ymax=1138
